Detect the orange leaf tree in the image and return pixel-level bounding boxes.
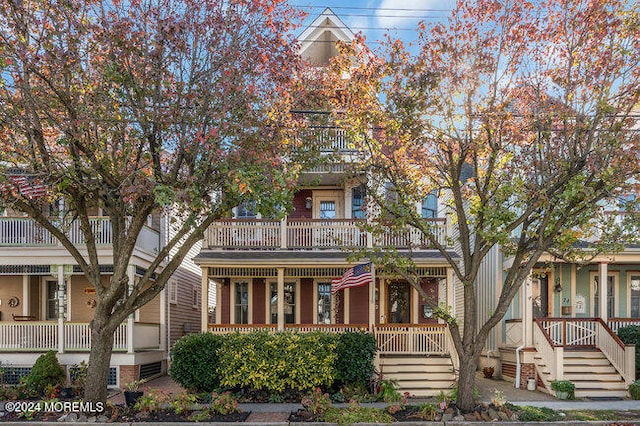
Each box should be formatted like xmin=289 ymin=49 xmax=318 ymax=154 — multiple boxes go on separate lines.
xmin=0 ymin=0 xmax=308 ymax=403
xmin=331 ymin=0 xmax=639 ymax=410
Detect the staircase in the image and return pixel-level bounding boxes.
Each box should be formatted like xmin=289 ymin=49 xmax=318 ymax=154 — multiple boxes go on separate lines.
xmin=379 ymin=355 xmax=456 ymax=397
xmin=534 ymin=349 xmax=627 ymax=398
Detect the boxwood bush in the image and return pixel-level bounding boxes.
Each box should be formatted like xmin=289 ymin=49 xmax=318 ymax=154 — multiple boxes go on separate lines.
xmin=617 ymin=325 xmax=640 ymax=379
xmin=170 ymin=333 xmax=224 ymax=392
xmin=335 ymin=331 xmax=376 ymax=386
xmin=23 ymin=351 xmax=65 ymax=396
xmin=217 ymin=331 xmax=338 ymax=393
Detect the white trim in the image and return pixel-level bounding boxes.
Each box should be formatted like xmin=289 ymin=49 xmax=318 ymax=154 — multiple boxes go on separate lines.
xmin=589 ymin=270 xmax=620 ymax=317
xmin=266 ymin=278 xmax=299 ymax=325
xmin=231 ymin=279 xmax=251 ymax=325
xmin=313 ymin=279 xmax=333 ymax=324
xmin=169 ymin=279 xmax=178 ymax=305
xmin=192 ymin=284 xmax=199 ymax=310
xmin=627 ymin=271 xmax=640 ymax=318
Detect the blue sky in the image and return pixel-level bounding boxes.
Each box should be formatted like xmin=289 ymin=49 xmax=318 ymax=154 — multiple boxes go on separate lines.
xmin=293 ymin=0 xmax=456 ymax=47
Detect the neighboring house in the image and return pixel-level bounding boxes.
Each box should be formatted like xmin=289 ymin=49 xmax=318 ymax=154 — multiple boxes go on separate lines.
xmin=194 ymin=8 xmax=459 ymax=397
xmin=0 ymin=201 xmax=201 ymax=388
xmin=491 ymin=206 xmax=639 ymax=398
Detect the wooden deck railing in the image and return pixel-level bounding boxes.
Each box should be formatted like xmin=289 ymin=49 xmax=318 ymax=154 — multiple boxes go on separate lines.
xmin=205 ymin=218 xmax=448 ymax=250
xmin=608 ymin=318 xmax=640 ymax=334
xmin=0 ymin=322 xmax=157 ymax=352
xmin=0 ymin=216 xmax=159 ymax=252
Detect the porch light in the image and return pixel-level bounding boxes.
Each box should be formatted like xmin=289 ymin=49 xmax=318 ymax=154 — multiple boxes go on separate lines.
xmin=554 ymin=277 xmax=562 ymax=293
xmin=305 ymin=197 xmax=312 ymax=209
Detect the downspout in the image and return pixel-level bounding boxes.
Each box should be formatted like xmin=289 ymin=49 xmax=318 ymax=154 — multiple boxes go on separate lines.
xmin=514 ymin=282 xmax=526 ymax=388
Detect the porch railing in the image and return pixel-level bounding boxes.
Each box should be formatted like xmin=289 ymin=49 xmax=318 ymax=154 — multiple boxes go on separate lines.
xmin=0 ymin=321 xmax=156 ymax=352
xmin=375 ymin=324 xmax=448 ymax=355
xmin=0 ymin=217 xmax=159 ymax=253
xmin=206 ymin=323 xmax=450 ymax=356
xmin=608 ymin=318 xmax=640 ymax=334
xmin=533 ymin=318 xmax=635 ymax=386
xmin=205 ymin=218 xmax=448 ymax=250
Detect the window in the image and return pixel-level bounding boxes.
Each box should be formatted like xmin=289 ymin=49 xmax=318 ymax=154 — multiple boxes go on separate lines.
xmin=319 ymin=201 xmax=336 ymax=219
xmin=317 ymin=282 xmax=332 ymax=324
xmin=593 ymin=274 xmax=615 ymax=318
xmin=236 ymin=201 xmax=257 ymax=218
xmin=46 ymin=281 xmax=58 ymax=320
xmin=352 ymin=186 xmax=366 ymax=219
xmin=192 ymin=285 xmax=199 ymax=309
xmin=169 ymin=280 xmax=178 ymax=305
xmin=421 ymin=192 xmax=438 ymax=218
xmin=234 ymin=281 xmax=249 ymax=324
xmin=630 ymin=274 xmax=640 ymax=318
xmin=270 ymin=282 xmax=296 ymax=324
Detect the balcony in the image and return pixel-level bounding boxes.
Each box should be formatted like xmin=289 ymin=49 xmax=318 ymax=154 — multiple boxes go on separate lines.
xmin=203 ymin=218 xmax=448 ymax=250
xmin=0 ymin=217 xmax=160 ymax=253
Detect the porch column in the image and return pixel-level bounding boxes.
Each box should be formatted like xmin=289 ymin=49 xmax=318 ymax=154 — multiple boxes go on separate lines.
xmin=22 ymin=275 xmax=30 ymax=316
xmin=277 ymin=267 xmax=285 ymax=331
xmin=446 ymin=268 xmax=455 ymax=320
xmin=599 ymin=262 xmax=608 ymax=322
xmin=523 ymin=275 xmax=533 ymax=347
xmin=57 ymin=265 xmax=66 ymax=354
xmin=411 ymin=286 xmax=419 ymax=324
xmin=215 ymin=280 xmax=222 ymax=324
xmin=127 ymin=265 xmax=135 ymax=354
xmin=201 ymin=269 xmax=209 ymax=332
xmin=368 ymin=265 xmax=376 ymax=330
xmin=159 ymin=287 xmax=167 ymax=351
xmin=344 ymin=289 xmax=350 ymax=324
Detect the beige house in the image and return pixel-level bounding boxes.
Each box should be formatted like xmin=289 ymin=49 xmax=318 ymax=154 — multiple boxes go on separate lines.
xmin=0 ymin=203 xmax=201 ymax=387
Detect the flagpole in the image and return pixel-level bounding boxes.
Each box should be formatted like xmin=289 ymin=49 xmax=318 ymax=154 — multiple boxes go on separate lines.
xmin=369 ymin=262 xmax=376 ymax=332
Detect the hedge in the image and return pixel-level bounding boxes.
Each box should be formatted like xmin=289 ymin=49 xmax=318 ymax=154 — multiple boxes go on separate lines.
xmin=617 ymin=325 xmax=640 ymax=379
xmin=170 ymin=333 xmax=224 ymax=392
xmin=171 ymin=331 xmax=376 ymax=393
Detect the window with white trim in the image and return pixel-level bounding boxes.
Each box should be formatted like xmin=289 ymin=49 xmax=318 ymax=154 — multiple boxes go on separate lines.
xmin=192 ymin=285 xmax=199 ymax=309
xmin=234 ymin=281 xmax=249 ymax=324
xmin=317 ymin=282 xmax=332 ymax=324
xmin=169 ymin=280 xmax=178 ymax=305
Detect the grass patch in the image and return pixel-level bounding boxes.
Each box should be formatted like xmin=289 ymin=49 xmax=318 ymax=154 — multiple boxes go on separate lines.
xmin=323 ymin=405 xmax=393 ymax=424
xmin=509 ymin=404 xmax=561 ymax=422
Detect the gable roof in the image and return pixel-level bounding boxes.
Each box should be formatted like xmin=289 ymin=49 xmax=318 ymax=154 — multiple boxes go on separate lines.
xmin=298 ymin=8 xmax=355 ymax=65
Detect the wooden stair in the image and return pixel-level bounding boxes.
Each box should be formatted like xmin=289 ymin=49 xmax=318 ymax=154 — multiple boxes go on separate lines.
xmin=379 ymin=355 xmax=456 ymax=397
xmin=533 ymin=349 xmax=627 ymax=398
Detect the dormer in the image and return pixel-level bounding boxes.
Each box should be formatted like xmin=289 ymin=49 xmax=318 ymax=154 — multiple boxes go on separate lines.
xmin=298 ymin=8 xmax=355 ymax=66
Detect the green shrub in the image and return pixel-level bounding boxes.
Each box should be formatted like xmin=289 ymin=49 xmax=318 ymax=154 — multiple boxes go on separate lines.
xmin=170 ymin=333 xmax=224 ymax=392
xmin=335 ymin=331 xmax=376 ymax=386
xmin=323 ymin=403 xmax=393 ymax=424
xmin=22 ymin=351 xmax=65 ymax=396
xmin=217 ymin=331 xmax=337 ymax=393
xmin=511 ymin=404 xmax=561 ymax=422
xmin=617 ymin=325 xmax=640 ymax=379
xmin=629 ymin=380 xmax=640 ymax=400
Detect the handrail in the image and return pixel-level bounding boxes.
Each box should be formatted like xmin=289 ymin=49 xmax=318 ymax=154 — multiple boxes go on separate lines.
xmin=533 ymin=318 xmax=557 ymax=347
xmin=595 ymin=318 xmax=626 ymax=349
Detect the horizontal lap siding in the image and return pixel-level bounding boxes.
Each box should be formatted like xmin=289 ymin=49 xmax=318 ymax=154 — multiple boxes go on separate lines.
xmin=168 ymin=267 xmax=202 ymax=346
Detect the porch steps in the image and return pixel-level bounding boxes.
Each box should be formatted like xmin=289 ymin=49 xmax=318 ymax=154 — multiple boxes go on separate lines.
xmin=533 ymin=350 xmax=627 ymax=398
xmin=379 ymin=355 xmax=456 ymax=397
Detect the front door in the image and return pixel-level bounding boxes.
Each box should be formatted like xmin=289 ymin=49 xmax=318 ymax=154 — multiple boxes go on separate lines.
xmin=532 ymin=277 xmax=549 ymax=318
xmin=387 ymin=282 xmax=410 ymax=323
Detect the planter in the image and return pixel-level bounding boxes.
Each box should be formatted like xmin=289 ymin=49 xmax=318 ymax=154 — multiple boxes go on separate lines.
xmin=60 ymin=387 xmax=74 ymax=399
xmin=527 ymin=378 xmax=536 ymax=391
xmin=555 ymin=390 xmax=569 ymax=400
xmin=124 ymin=390 xmax=144 ymax=408
xmin=482 ymin=366 xmax=494 ymax=379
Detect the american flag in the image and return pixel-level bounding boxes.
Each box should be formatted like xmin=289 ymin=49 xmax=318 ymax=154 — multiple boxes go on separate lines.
xmin=2 ymin=173 xmax=48 ymax=199
xmin=331 ymin=263 xmax=372 ymax=294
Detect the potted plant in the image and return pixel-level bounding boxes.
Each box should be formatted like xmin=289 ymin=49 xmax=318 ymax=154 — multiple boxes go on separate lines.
xmin=550 ymin=380 xmax=575 ymax=400
xmin=482 ymin=366 xmax=495 ymax=379
xmin=123 ymin=378 xmax=147 ymax=408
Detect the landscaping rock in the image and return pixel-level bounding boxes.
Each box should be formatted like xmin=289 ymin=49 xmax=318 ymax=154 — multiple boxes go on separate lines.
xmin=65 ymin=412 xmax=78 ymax=422
xmin=453 ymin=415 xmax=465 ymax=421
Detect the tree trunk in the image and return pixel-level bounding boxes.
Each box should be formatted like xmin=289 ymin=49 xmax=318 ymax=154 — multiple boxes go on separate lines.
xmin=84 ymin=315 xmax=117 ymax=404
xmin=456 ymin=349 xmax=481 ymax=412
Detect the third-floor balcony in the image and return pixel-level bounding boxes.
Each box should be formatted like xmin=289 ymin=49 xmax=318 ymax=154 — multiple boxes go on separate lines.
xmin=0 ymin=216 xmax=160 ymax=254
xmin=203 ymin=218 xmax=449 ymax=250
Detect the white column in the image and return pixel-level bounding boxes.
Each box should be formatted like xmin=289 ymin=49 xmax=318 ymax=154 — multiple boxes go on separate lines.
xmin=523 ymin=276 xmax=533 ymax=347
xmin=22 ymin=275 xmax=30 ymax=316
xmin=201 ymin=268 xmax=209 ymax=331
xmin=215 ymin=280 xmax=222 ymax=324
xmin=159 ymin=287 xmax=167 ymax=351
xmin=277 ymin=268 xmax=285 ymax=331
xmin=446 ymin=268 xmax=455 ymax=323
xmin=57 ymin=266 xmax=65 ymax=354
xmin=570 ymin=265 xmax=577 ymax=318
xmin=379 ymin=279 xmax=386 ymax=323
xmin=344 ymin=288 xmax=350 ymax=324
xmin=127 ymin=265 xmax=135 ymax=354
xmin=369 ymin=265 xmax=376 ymax=330
xmin=280 ymin=218 xmax=287 ymax=249
xmin=411 ymin=286 xmax=419 ymax=324
xmin=599 ymin=262 xmax=608 ymax=322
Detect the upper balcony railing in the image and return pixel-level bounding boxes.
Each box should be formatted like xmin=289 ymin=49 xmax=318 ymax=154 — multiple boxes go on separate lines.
xmin=0 ymin=216 xmax=160 ymax=253
xmin=300 ymin=125 xmax=358 ymax=153
xmin=203 ymin=218 xmax=448 ymax=250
